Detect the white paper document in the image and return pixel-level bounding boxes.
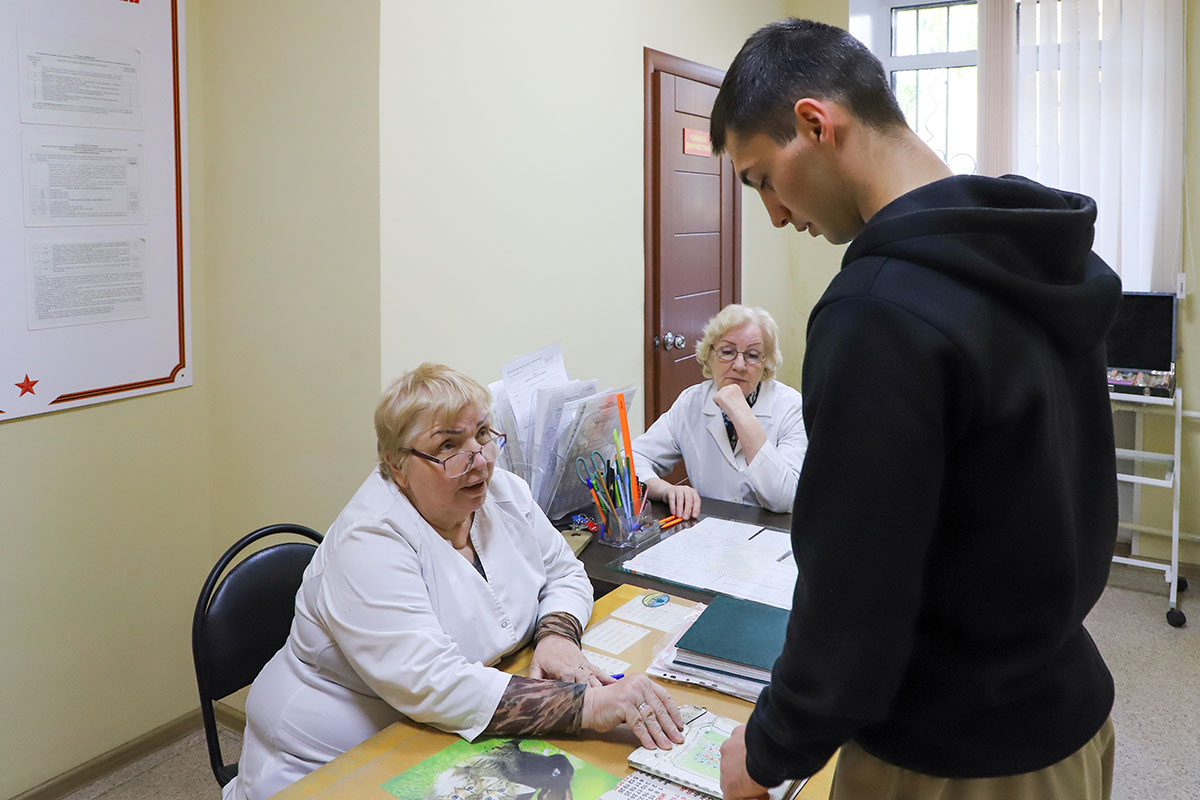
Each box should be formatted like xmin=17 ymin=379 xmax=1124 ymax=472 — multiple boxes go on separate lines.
xmin=621 ymin=518 xmax=798 ymax=609
xmin=26 ymin=237 xmax=148 ymax=329
xmin=500 ymin=342 xmax=569 ymax=451
xmin=19 ymin=30 xmax=143 ymax=129
xmin=582 ymin=650 xmax=630 ymax=675
xmin=530 ymin=379 xmax=597 ymax=501
xmin=23 ymin=134 xmax=144 ymax=226
xmin=610 ymin=596 xmax=699 ymax=632
xmin=580 ymin=619 xmax=652 ymax=654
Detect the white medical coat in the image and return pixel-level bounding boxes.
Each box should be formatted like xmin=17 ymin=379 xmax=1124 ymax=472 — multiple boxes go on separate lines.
xmin=224 ymin=468 xmax=594 ymax=800
xmin=631 ymin=379 xmax=807 ymax=513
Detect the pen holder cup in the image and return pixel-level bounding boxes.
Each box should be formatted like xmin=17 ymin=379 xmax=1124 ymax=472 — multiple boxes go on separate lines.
xmin=598 ymin=506 xmax=657 ymax=548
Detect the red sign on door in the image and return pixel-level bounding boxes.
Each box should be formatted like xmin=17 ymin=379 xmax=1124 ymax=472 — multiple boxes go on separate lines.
xmin=683 ymin=128 xmax=712 ymax=158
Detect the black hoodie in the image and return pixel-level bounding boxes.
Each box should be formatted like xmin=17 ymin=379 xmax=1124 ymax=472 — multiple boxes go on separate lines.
xmin=744 ymin=175 xmax=1122 ymax=784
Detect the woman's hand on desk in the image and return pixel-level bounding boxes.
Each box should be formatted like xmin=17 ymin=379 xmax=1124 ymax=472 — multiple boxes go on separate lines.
xmin=645 ymin=477 xmax=701 ymax=520
xmin=581 ymin=674 xmax=684 ymax=750
xmin=530 ymin=635 xmax=614 ymax=687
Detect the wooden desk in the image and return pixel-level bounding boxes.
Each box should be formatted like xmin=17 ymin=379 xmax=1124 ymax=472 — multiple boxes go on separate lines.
xmin=577 ymin=499 xmax=792 ymax=602
xmin=273 ymin=584 xmax=834 ymax=799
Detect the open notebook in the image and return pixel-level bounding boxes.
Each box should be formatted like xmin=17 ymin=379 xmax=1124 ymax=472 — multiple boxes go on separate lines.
xmin=624 ymin=706 xmax=807 ymax=800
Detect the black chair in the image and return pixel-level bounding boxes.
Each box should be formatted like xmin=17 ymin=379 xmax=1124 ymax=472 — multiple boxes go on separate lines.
xmin=192 ymin=523 xmax=323 ymax=787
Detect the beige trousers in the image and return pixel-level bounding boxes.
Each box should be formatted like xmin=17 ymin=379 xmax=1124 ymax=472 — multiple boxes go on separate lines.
xmin=828 ymin=717 xmax=1114 ymax=800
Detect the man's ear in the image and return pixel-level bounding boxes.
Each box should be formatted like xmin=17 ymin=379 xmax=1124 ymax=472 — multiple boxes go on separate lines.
xmin=793 ymin=97 xmax=838 ymax=147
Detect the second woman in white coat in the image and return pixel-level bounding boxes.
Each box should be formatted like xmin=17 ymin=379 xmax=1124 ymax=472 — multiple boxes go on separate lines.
xmin=632 ymin=305 xmax=807 ymax=517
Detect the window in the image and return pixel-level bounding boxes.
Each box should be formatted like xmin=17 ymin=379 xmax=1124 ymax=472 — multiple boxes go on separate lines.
xmin=853 ymin=0 xmax=1184 ymax=292
xmin=851 ymin=0 xmax=979 ymax=174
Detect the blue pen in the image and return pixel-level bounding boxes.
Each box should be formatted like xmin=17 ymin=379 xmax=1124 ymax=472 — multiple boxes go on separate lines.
xmin=610 ymin=673 xmax=625 ymax=680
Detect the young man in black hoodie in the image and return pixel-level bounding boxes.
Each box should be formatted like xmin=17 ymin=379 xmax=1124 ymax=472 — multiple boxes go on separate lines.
xmin=710 ymin=19 xmax=1121 ymax=800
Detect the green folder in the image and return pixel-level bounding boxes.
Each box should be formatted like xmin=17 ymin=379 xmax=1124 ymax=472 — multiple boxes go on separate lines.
xmin=673 ymin=594 xmax=789 ymax=681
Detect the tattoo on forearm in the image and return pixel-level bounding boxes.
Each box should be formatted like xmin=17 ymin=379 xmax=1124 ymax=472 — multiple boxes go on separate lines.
xmin=484 ymin=676 xmax=585 ymax=735
xmin=533 ymin=611 xmax=583 ymax=649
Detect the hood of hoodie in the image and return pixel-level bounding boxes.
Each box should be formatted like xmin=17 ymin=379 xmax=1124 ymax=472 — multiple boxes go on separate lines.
xmin=842 ymin=174 xmax=1122 ymax=356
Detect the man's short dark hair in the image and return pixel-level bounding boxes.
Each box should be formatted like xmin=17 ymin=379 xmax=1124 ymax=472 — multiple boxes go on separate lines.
xmin=711 ymin=18 xmax=908 ymax=154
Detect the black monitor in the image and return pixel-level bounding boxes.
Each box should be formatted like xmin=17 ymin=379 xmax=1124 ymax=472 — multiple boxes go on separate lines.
xmin=1106 ymin=291 xmax=1177 ymax=396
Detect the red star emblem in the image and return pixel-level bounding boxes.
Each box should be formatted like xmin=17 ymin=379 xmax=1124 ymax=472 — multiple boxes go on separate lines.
xmin=16 ymin=375 xmax=38 ymax=396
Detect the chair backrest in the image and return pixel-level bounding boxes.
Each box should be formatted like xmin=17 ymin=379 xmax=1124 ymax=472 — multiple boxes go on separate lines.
xmin=192 ymin=523 xmax=323 ymax=787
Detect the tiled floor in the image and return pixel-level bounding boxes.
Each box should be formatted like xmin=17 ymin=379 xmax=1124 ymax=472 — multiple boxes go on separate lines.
xmin=60 ymin=563 xmax=1200 ymax=799
xmin=1085 ymin=564 xmax=1200 ymax=799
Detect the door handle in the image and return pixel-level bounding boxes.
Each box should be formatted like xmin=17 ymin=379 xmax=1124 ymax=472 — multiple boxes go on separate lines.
xmin=664 ymin=331 xmax=676 ymax=350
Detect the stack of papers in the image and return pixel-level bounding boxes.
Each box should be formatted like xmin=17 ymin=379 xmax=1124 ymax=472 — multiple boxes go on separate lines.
xmin=620 ymin=517 xmax=798 ymax=609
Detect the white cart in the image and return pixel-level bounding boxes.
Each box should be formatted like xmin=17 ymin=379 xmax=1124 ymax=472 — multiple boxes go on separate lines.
xmin=1110 ymin=389 xmax=1187 ymax=626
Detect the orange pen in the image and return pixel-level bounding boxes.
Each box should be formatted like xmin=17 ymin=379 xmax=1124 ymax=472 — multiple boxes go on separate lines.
xmin=589 ymin=487 xmax=607 ymax=525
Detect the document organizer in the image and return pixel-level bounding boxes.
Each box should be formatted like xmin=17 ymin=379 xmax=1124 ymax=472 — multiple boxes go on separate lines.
xmin=1106 ymin=291 xmax=1177 ymax=397
xmin=543 ymin=389 xmax=636 ymax=522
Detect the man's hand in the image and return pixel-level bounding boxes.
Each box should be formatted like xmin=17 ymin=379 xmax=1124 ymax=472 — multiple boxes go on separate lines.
xmin=720 ymin=725 xmax=770 ymax=800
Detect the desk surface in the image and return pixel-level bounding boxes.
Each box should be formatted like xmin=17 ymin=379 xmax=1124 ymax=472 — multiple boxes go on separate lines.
xmin=577 ymin=498 xmax=792 ymax=602
xmin=273 ymin=584 xmax=833 ymax=799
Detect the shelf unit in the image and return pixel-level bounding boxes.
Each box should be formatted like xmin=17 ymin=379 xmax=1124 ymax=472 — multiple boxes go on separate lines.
xmin=1110 ymin=389 xmax=1186 ymax=626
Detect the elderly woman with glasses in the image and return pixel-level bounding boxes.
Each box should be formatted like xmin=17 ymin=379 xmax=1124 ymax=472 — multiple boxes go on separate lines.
xmin=633 ymin=305 xmax=807 ymax=518
xmin=225 ymin=364 xmax=683 ymax=800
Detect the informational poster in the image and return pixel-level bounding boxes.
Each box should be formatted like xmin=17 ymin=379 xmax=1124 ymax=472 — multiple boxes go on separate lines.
xmin=1 ymin=0 xmax=190 ymax=422
xmin=19 ymin=30 xmax=143 ymax=130
xmin=26 ymin=237 xmax=148 ymax=330
xmin=23 ymin=134 xmax=145 ymax=226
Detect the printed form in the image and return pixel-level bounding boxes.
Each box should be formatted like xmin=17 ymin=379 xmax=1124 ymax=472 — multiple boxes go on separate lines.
xmin=620 ymin=518 xmax=797 ymax=609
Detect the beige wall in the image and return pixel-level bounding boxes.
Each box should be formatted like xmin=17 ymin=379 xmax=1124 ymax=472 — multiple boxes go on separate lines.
xmin=1138 ymin=0 xmax=1200 ymax=566
xmin=196 ymin=0 xmax=382 ymax=542
xmin=0 ymin=1 xmax=382 ymax=796
xmin=380 ymin=0 xmax=822 ymax=431
xmin=0 ymin=387 xmax=213 ymax=800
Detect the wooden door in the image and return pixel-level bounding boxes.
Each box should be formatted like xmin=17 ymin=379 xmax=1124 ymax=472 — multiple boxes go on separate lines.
xmin=644 ymin=49 xmax=740 ymax=426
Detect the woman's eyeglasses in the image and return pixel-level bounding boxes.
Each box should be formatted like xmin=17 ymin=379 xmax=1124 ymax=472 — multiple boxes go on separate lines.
xmin=714 ymin=346 xmax=763 ymax=365
xmin=405 ymin=430 xmax=507 ymax=478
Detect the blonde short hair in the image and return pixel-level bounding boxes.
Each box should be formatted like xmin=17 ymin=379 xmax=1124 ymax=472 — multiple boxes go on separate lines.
xmin=375 ymin=363 xmax=491 ymax=483
xmin=694 ymin=304 xmax=782 ymax=381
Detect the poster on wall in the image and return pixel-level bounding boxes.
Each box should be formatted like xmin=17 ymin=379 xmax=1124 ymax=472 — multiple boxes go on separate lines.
xmin=0 ymin=0 xmax=190 ymax=422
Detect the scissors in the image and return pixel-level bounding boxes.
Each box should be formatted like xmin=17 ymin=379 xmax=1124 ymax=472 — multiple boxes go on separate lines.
xmin=575 ymin=450 xmax=607 ymax=488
